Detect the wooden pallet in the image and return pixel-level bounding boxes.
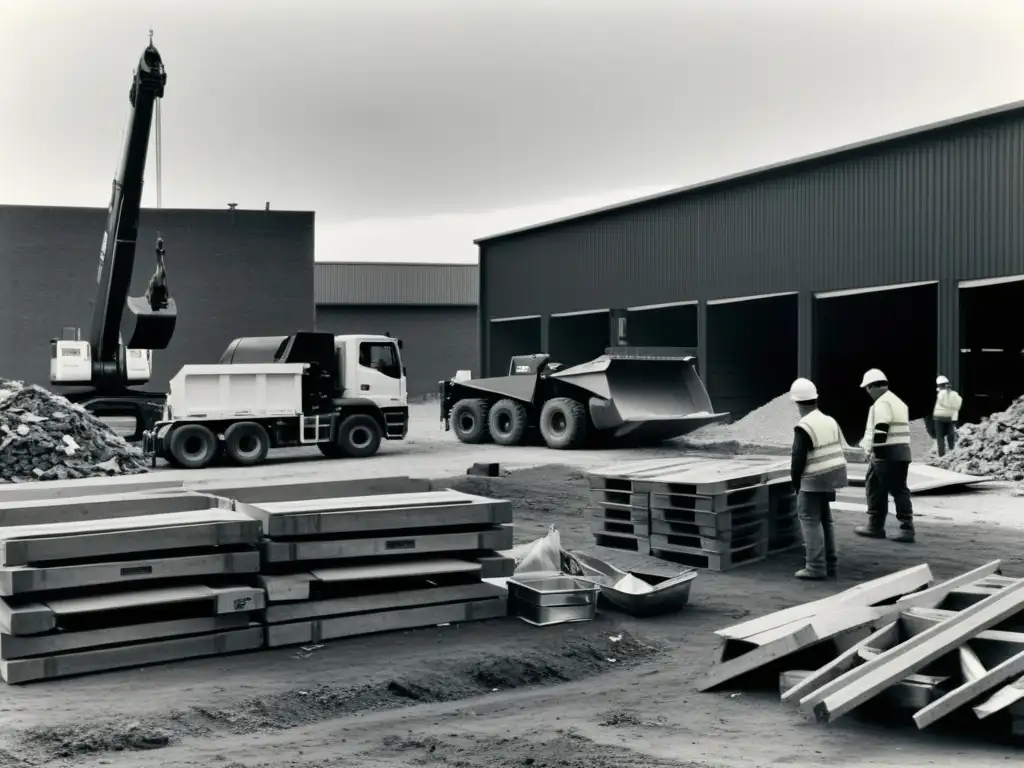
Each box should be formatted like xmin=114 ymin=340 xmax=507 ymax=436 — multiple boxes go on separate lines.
xmin=589 ymin=489 xmax=650 ymax=509
xmin=590 ymin=517 xmax=650 ymax=539
xmin=589 ymin=500 xmax=650 ymax=523
xmin=651 ymin=531 xmax=768 ymax=572
xmin=588 ymin=458 xmax=706 ymax=491
xmin=649 ymin=483 xmax=769 ymax=514
xmin=593 ymin=531 xmax=647 ymax=553
xmin=649 ymin=502 xmax=767 ymax=534
xmin=650 ymin=514 xmax=765 ymax=545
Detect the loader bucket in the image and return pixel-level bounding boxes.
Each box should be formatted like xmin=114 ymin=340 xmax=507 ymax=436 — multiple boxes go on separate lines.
xmin=552 ymin=354 xmax=728 ymax=443
xmin=121 ymin=296 xmax=177 ymax=350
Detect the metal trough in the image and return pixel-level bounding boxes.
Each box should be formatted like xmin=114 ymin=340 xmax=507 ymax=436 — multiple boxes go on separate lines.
xmin=569 ymin=551 xmax=697 ymax=617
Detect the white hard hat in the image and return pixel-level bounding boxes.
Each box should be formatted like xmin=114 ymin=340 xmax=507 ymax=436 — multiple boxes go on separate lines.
xmin=936 ymin=375 xmax=949 ymax=385
xmin=790 ymin=378 xmax=818 ymax=403
xmin=859 ymin=368 xmax=887 ymax=388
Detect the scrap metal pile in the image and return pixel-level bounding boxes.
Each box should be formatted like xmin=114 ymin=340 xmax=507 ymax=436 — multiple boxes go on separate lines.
xmin=0 ymin=380 xmax=148 ymax=483
xmin=931 ymin=394 xmax=1024 ymax=481
xmin=700 ymin=561 xmax=1024 ymax=739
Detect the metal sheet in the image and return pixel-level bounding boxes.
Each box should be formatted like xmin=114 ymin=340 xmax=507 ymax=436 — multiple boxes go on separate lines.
xmin=845 ymin=463 xmax=993 ymax=493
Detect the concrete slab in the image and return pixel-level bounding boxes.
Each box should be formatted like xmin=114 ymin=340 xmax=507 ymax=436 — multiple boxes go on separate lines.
xmin=846 ymin=462 xmax=992 ymax=493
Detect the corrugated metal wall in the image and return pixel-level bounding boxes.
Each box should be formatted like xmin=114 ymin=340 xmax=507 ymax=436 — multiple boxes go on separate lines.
xmin=315 ymin=262 xmax=477 ymax=306
xmin=315 ymin=305 xmax=477 ymax=396
xmin=479 ymin=108 xmax=1024 ymax=319
xmin=0 ymin=205 xmax=314 ymax=390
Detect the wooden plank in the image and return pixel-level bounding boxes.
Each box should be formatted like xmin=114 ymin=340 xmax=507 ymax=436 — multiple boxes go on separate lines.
xmin=309 ymin=558 xmax=483 ymax=584
xmin=239 ymin=493 xmax=512 ymax=538
xmin=959 ymin=644 xmax=986 ymax=683
xmin=0 ymin=598 xmax=54 ymax=636
xmin=894 ymin=560 xmax=1003 ymax=610
xmin=44 ymin=584 xmax=265 ymax=616
xmin=261 ymin=526 xmax=513 ymax=564
xmin=914 ymin=648 xmax=1024 ymax=729
xmin=0 ymin=491 xmax=217 ymax=527
xmin=0 ymin=476 xmax=183 ymax=504
xmin=974 ymin=676 xmax=1024 ymax=720
xmin=0 ymin=511 xmax=260 ymax=567
xmin=716 ymin=564 xmax=933 ymax=641
xmin=265 ymin=597 xmax=507 ymax=647
xmin=0 ymin=550 xmax=260 ymax=596
xmin=801 ymin=578 xmax=1024 ymax=722
xmin=0 ymin=625 xmax=263 ymax=684
xmin=0 ymin=614 xmax=251 ymax=660
xmin=779 ymin=621 xmax=900 ymax=704
xmin=780 ymin=668 xmax=946 ymax=711
xmin=265 ymin=582 xmax=504 ymax=624
xmin=195 ymin=476 xmax=432 ymax=504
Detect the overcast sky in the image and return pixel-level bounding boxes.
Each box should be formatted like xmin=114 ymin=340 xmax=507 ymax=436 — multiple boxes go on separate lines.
xmin=2 ymin=0 xmax=1023 ymax=263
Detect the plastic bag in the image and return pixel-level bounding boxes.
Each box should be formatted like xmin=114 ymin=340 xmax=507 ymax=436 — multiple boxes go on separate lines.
xmin=512 ymin=525 xmax=563 ymax=576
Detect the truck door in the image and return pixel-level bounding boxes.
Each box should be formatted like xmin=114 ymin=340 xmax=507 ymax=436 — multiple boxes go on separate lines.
xmin=355 ymin=340 xmax=404 ymax=408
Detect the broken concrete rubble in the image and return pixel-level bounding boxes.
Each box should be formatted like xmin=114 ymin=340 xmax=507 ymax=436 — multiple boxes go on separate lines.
xmin=930 ymin=394 xmax=1024 ymax=481
xmin=0 ymin=379 xmax=147 ymax=483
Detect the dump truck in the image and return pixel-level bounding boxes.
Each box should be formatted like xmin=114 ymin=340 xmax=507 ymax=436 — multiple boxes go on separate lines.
xmin=144 ymin=331 xmax=408 ymax=468
xmin=439 ymin=347 xmax=728 ymax=449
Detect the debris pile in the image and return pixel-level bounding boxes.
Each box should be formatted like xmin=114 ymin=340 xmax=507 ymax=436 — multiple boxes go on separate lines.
xmin=931 ymin=394 xmax=1024 ymax=481
xmin=0 ymin=379 xmax=147 ymax=483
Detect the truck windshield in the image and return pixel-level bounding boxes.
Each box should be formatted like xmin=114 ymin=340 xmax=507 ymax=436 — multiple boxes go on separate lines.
xmin=359 ymin=342 xmax=401 ymax=379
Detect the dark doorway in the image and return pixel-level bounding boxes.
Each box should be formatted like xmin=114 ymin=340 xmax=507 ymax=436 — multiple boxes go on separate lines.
xmin=959 ymin=277 xmax=1024 ymax=423
xmin=489 ymin=316 xmax=542 ymax=375
xmin=549 ymin=310 xmax=610 ymax=368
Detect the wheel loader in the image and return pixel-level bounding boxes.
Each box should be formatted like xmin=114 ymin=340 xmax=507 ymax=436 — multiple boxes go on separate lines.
xmin=439 ymin=347 xmax=729 ymax=449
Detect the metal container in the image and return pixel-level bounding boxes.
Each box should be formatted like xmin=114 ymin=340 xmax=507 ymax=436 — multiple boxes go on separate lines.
xmin=568 ymin=551 xmax=696 ymax=617
xmin=507 ymin=575 xmax=601 ymax=626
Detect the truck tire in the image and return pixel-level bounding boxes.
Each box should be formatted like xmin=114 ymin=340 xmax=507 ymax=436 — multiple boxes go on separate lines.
xmin=539 ymin=398 xmax=587 ymax=450
xmin=450 ymin=399 xmax=492 ymax=444
xmin=337 ymin=413 xmax=382 ymax=458
xmin=167 ymin=424 xmax=218 ymax=469
xmin=223 ymin=421 xmax=270 ymax=466
xmin=488 ymin=399 xmax=528 ymax=446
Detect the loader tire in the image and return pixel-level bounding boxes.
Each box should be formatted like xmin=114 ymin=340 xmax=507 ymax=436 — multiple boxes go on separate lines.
xmin=167 ymin=423 xmax=218 ymax=469
xmin=223 ymin=421 xmax=270 ymax=466
xmin=451 ymin=398 xmax=492 ymax=444
xmin=488 ymin=399 xmax=528 ymax=446
xmin=539 ymin=398 xmax=587 ymax=450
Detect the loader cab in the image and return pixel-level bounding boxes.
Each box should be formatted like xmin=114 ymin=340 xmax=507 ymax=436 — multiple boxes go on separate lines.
xmin=508 ymin=354 xmax=561 ymax=376
xmin=336 ymin=334 xmax=407 ymax=410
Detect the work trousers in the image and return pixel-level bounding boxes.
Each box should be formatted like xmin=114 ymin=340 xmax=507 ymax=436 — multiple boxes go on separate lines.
xmin=933 ymin=418 xmax=956 ymax=457
xmin=865 ymin=459 xmax=914 ymax=531
xmin=797 ymin=491 xmax=837 ymax=576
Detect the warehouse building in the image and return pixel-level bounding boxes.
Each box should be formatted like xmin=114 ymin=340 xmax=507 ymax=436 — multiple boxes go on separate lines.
xmin=475 ymin=101 xmax=1024 ymax=436
xmin=314 ymin=262 xmax=478 ymax=397
xmin=0 ymin=205 xmax=315 ymax=391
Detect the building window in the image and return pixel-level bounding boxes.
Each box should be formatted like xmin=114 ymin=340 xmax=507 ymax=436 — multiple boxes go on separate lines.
xmin=359 ymin=342 xmax=401 ymax=379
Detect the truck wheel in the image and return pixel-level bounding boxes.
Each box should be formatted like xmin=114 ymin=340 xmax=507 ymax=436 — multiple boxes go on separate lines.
xmin=318 ymin=442 xmax=345 ymax=459
xmin=223 ymin=421 xmax=270 ymax=466
xmin=488 ymin=399 xmax=528 ymax=446
xmin=167 ymin=424 xmax=218 ymax=469
xmin=337 ymin=414 xmax=382 ymax=458
xmin=451 ymin=399 xmax=491 ymax=444
xmin=539 ymin=398 xmax=587 ymax=450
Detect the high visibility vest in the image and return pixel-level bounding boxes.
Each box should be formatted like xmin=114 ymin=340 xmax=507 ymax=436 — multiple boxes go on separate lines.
xmin=796 ymin=409 xmax=849 ymax=492
xmin=865 ymin=390 xmax=912 ymax=461
xmin=933 ymin=388 xmax=962 ymax=421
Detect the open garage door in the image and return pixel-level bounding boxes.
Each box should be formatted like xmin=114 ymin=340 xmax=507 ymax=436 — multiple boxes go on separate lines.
xmin=814 ymin=281 xmax=937 ymax=440
xmin=627 ymin=301 xmax=698 ymax=350
xmin=549 ymin=309 xmax=610 ymax=368
xmin=960 ymin=275 xmax=1024 ymax=423
xmin=706 ymin=292 xmax=798 ymax=418
xmin=489 ymin=315 xmax=541 ymax=375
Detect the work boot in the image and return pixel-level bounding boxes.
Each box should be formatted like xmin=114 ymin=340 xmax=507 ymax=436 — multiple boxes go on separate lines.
xmin=854 ymin=525 xmax=886 ymax=539
xmin=889 ymin=528 xmax=915 ymax=544
xmin=795 ymin=568 xmax=827 ymax=581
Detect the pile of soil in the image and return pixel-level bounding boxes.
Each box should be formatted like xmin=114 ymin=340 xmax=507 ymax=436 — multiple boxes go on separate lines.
xmin=0 ymin=379 xmax=147 ymax=483
xmin=931 ymin=394 xmax=1024 ymax=481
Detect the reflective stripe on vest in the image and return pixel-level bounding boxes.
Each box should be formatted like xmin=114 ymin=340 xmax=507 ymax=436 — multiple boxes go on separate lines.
xmin=796 ymin=409 xmax=848 ymax=491
xmin=933 ymin=389 xmax=962 ymax=421
xmin=870 ymin=390 xmax=911 ymax=446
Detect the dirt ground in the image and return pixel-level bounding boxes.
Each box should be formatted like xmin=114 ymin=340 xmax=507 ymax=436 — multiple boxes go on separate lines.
xmin=3 ymin=409 xmax=1023 ymax=767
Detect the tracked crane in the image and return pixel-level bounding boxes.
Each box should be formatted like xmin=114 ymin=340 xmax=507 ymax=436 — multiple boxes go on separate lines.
xmin=50 ymin=34 xmax=177 ymax=439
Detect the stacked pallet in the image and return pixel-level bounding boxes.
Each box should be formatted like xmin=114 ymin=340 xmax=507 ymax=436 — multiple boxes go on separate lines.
xmin=766 ymin=480 xmax=801 ymax=552
xmin=588 ymin=457 xmax=790 ymax=571
xmin=235 ymin=490 xmax=515 ymax=648
xmin=700 ymin=560 xmax=1024 ymax=740
xmin=0 ymin=506 xmax=263 ymax=684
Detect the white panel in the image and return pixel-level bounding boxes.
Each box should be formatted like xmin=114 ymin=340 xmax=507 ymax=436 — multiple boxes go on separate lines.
xmin=550 ymin=308 xmax=610 ymax=318
xmin=707 ymin=291 xmax=798 ymax=306
xmin=814 ymin=280 xmax=937 ymax=299
xmin=627 ymin=300 xmax=698 ymax=311
xmin=490 ymin=314 xmax=541 ymax=323
xmin=958 ymin=274 xmax=1024 ymax=289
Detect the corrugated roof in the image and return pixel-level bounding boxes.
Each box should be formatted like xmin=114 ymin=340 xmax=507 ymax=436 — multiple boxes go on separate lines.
xmin=475 ymin=99 xmax=1024 ymax=244
xmin=315 ymin=262 xmax=478 ymax=306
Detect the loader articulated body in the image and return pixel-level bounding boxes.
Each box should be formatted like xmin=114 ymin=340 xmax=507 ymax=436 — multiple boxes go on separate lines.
xmin=439 ymin=347 xmax=729 ymax=449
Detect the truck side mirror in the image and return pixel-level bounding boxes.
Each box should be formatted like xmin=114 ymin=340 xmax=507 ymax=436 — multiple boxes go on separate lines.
xmin=403 ymin=366 xmax=407 ymax=376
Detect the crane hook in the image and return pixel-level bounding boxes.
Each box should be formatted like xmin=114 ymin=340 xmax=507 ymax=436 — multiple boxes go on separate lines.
xmin=149 ymin=28 xmax=154 ymax=46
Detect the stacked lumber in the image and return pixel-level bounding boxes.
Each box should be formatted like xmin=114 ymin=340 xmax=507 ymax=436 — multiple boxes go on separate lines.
xmin=587 ymin=457 xmax=790 ymax=571
xmin=235 ymin=490 xmax=515 ymax=648
xmin=701 ymin=560 xmax=1024 ymax=740
xmin=0 ymin=507 xmax=263 ymax=684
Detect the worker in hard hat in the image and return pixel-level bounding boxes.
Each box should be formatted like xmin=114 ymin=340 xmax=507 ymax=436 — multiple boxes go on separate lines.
xmin=788 ymin=378 xmax=848 ymax=580
xmin=932 ymin=375 xmax=963 ymax=457
xmin=856 ymin=369 xmax=915 ymax=543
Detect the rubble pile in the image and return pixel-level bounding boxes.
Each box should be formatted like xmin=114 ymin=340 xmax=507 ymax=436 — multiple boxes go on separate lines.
xmin=931 ymin=394 xmax=1024 ymax=481
xmin=0 ymin=379 xmax=148 ymax=483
